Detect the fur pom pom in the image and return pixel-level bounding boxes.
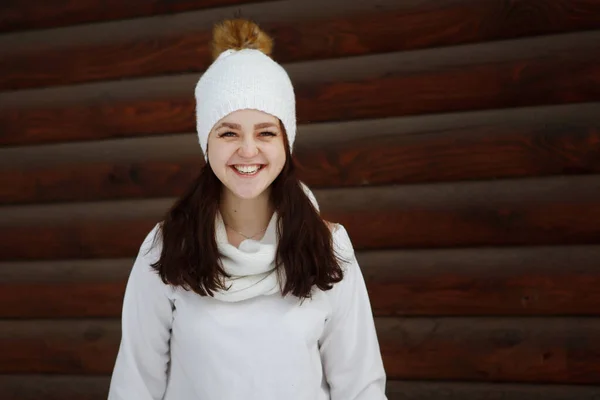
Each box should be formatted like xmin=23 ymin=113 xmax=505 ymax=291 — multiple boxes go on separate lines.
xmin=211 ymin=19 xmax=273 ymax=60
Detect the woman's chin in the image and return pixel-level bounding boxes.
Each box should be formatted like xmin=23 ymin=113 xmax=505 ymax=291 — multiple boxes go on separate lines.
xmin=227 ymin=182 xmax=269 ymax=200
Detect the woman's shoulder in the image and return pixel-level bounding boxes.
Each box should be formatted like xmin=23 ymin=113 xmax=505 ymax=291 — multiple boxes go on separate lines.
xmin=320 ymin=221 xmax=365 ymax=308
xmin=326 ymin=221 xmax=352 ymax=246
xmin=324 ymin=221 xmax=356 ymax=267
xmin=141 ymin=221 xmax=163 ymax=250
xmin=132 ymin=222 xmax=166 ymax=274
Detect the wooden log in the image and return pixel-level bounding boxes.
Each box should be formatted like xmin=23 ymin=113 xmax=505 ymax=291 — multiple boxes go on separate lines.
xmin=1 ymin=34 xmax=599 ymax=146
xmin=0 ymin=281 xmax=127 ymax=318
xmin=1 ymin=246 xmax=600 ymax=318
xmin=385 ymin=381 xmax=600 ymax=400
xmin=0 ymin=159 xmax=204 ymax=205
xmin=0 ymin=259 xmax=131 ymax=318
xmin=0 ymin=319 xmax=121 ymax=375
xmin=0 ymin=375 xmax=111 ymax=400
xmin=0 ymin=219 xmax=156 ymax=261
xmin=297 ymin=118 xmax=600 ymax=187
xmin=377 ymin=317 xmax=600 ymax=383
xmin=321 ymin=176 xmax=600 ymax=251
xmin=0 ymin=0 xmax=271 ymax=33
xmin=1 ymin=176 xmax=600 ymax=260
xmin=361 ymin=246 xmax=600 ymax=317
xmin=0 ymin=0 xmax=407 ymax=54
xmin=2 ymin=0 xmax=600 ymax=89
xmin=1 ymin=376 xmax=600 ymax=400
xmin=1 ymin=106 xmax=599 ymax=204
xmin=1 ymin=317 xmax=599 ymax=384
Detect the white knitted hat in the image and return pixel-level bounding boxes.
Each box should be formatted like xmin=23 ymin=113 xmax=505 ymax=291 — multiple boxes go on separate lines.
xmin=195 ymin=20 xmax=296 ymax=156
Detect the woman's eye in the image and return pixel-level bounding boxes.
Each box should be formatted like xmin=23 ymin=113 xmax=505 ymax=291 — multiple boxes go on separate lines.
xmin=260 ymin=131 xmax=277 ymax=137
xmin=219 ymin=131 xmax=236 ymax=138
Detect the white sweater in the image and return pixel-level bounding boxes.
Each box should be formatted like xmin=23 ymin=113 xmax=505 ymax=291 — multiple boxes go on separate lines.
xmin=108 ymin=221 xmax=387 ymax=400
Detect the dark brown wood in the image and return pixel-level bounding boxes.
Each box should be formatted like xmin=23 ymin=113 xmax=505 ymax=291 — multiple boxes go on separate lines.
xmin=385 ymin=381 xmax=600 ymax=399
xmin=2 ymin=0 xmax=600 ymax=89
xmin=294 ymin=49 xmax=600 ymax=128
xmin=377 ymin=317 xmax=600 ymax=383
xmin=1 ymin=44 xmax=598 ymax=147
xmin=322 ymin=176 xmax=600 ymax=251
xmin=0 ymin=320 xmax=121 ymax=374
xmin=2 ymin=318 xmax=599 ymax=384
xmin=2 ymin=115 xmax=599 ymax=205
xmin=2 ymin=246 xmax=600 ymax=318
xmin=1 ymin=176 xmax=600 ymax=261
xmin=0 ymin=0 xmax=271 ymax=33
xmin=0 ymin=282 xmax=126 ymax=318
xmin=0 ymin=219 xmax=155 ymax=261
xmin=1 ymin=377 xmax=599 ymax=400
xmin=0 ymin=259 xmax=132 ymax=317
xmin=298 ymin=122 xmax=600 ymax=188
xmin=0 ymin=376 xmax=111 ymax=400
xmin=0 ymin=159 xmax=204 ymax=205
xmin=361 ymin=246 xmax=600 ymax=317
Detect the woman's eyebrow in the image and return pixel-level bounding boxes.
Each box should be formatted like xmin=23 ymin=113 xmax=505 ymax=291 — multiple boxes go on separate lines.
xmin=215 ymin=122 xmax=241 ymax=130
xmin=255 ymin=122 xmax=279 ymax=129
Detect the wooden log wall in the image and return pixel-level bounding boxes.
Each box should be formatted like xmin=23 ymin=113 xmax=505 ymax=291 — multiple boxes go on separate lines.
xmin=1 ymin=0 xmax=600 ymax=398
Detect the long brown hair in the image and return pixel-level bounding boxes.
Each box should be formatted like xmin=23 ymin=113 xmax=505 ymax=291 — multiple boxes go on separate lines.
xmin=150 ymin=127 xmax=344 ymax=299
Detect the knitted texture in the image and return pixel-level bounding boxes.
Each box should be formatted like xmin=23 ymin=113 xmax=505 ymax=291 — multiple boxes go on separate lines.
xmin=195 ymin=49 xmax=296 ymax=155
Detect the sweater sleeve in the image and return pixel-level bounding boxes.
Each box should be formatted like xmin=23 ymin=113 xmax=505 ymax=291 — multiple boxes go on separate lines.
xmin=319 ymin=224 xmax=388 ymax=400
xmin=108 ymin=224 xmax=174 ymax=400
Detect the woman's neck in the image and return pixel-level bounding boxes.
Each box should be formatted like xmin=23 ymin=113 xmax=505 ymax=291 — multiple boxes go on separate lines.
xmin=220 ymin=187 xmax=274 ymax=241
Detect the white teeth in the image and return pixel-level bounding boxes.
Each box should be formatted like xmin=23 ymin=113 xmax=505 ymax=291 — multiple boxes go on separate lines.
xmin=234 ymin=165 xmax=261 ymax=174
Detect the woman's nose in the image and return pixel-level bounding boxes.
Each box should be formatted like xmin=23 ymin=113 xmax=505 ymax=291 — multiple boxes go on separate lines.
xmin=238 ymin=137 xmax=259 ymax=157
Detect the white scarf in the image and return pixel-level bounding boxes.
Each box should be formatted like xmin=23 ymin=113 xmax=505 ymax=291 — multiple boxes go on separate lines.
xmin=213 ymin=210 xmax=282 ymax=302
xmin=212 ymin=183 xmax=319 ymax=302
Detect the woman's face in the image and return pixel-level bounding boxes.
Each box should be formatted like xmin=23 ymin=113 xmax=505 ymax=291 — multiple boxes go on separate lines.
xmin=207 ymin=109 xmax=286 ymax=200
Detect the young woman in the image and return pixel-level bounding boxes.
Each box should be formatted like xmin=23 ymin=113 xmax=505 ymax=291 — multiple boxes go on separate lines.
xmin=108 ymin=19 xmax=387 ymax=400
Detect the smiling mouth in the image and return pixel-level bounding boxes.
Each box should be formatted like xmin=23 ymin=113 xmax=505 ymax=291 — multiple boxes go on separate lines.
xmin=231 ymin=164 xmax=265 ymax=176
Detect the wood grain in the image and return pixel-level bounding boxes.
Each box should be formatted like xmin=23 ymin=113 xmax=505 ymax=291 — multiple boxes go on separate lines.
xmin=0 ymin=159 xmax=204 ymax=205
xmin=321 ymin=176 xmax=600 ymax=251
xmin=0 ymin=375 xmax=111 ymax=400
xmin=1 ymin=43 xmax=598 ymax=146
xmin=2 ymin=246 xmax=599 ymax=318
xmin=0 ymin=281 xmax=127 ymax=318
xmin=378 ymin=317 xmax=600 ymax=383
xmin=0 ymin=319 xmax=121 ymax=375
xmin=2 ymin=0 xmax=600 ymax=89
xmin=385 ymin=381 xmax=600 ymax=400
xmin=1 ymin=376 xmax=599 ymax=400
xmin=1 ymin=113 xmax=599 ymax=205
xmin=0 ymin=0 xmax=271 ymax=33
xmin=1 ymin=176 xmax=599 ymax=260
xmin=297 ymin=121 xmax=600 ymax=187
xmin=362 ymin=246 xmax=600 ymax=317
xmin=1 ymin=318 xmax=599 ymax=384
xmin=0 ymin=219 xmax=155 ymax=261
